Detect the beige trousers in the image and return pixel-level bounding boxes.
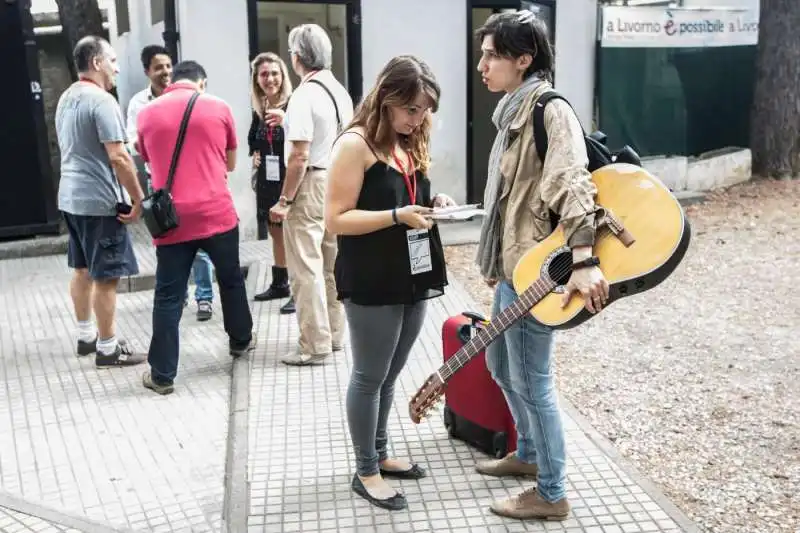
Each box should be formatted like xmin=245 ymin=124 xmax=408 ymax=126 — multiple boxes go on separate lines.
xmin=283 ymin=169 xmax=345 ymax=355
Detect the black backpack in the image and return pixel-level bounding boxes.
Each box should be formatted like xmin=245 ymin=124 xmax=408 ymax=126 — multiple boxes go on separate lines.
xmin=532 ymin=90 xmax=641 ymax=228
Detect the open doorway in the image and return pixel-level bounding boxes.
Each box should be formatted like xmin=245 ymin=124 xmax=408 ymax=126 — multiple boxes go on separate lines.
xmin=249 ymin=0 xmax=362 ymax=103
xmin=466 ymin=1 xmax=556 ymax=203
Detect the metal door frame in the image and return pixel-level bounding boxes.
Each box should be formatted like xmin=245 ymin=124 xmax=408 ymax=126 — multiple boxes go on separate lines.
xmin=247 ymin=0 xmax=363 ymax=104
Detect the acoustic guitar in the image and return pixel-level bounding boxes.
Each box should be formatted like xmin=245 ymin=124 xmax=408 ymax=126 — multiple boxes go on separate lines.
xmin=409 ymin=163 xmax=692 ymax=423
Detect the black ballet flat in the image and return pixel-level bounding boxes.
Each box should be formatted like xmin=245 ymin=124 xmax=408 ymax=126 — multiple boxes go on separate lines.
xmin=379 ymin=463 xmax=427 ymax=480
xmin=351 ymin=474 xmax=407 ymax=511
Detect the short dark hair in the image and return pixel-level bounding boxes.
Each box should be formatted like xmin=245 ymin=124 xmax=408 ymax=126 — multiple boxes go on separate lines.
xmin=475 ymin=11 xmax=555 ymax=82
xmin=73 ymin=35 xmax=109 ymax=73
xmin=171 ymin=60 xmax=208 ymax=83
xmin=140 ymin=44 xmax=170 ymax=71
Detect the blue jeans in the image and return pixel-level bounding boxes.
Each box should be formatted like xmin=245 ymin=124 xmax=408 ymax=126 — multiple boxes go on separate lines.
xmin=485 ymin=280 xmax=567 ymax=502
xmin=187 ymin=250 xmax=213 ymax=302
xmin=148 ymin=226 xmax=253 ymax=385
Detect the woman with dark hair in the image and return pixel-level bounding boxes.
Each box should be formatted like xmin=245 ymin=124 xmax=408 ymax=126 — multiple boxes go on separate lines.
xmin=325 ymin=55 xmax=456 ymax=511
xmin=247 ymin=52 xmax=295 ymax=313
xmin=472 ymin=11 xmax=608 ymax=521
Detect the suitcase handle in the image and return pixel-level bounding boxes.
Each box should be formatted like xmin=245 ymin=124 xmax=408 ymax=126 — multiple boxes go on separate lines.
xmin=458 ymin=311 xmax=488 ymax=344
xmin=462 ymin=311 xmax=487 ymax=325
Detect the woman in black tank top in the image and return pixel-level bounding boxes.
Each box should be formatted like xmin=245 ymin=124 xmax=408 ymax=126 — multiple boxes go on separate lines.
xmin=325 ymin=55 xmax=457 ymax=511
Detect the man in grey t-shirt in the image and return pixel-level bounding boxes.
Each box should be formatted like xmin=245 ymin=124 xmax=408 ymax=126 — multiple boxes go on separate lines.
xmin=55 ymin=36 xmax=146 ymax=368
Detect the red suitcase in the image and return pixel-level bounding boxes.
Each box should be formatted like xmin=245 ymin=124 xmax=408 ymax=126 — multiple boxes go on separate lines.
xmin=442 ymin=311 xmax=518 ymax=458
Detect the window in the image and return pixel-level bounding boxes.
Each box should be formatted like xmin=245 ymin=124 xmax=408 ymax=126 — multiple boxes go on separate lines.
xmin=151 ymin=0 xmax=165 ymax=24
xmin=115 ymin=0 xmax=130 ymax=35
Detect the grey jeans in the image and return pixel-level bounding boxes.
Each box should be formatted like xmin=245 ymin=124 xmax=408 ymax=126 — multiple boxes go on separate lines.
xmin=344 ymin=299 xmax=428 ymax=476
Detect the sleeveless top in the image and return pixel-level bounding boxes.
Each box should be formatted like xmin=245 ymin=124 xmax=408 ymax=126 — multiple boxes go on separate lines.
xmin=334 ymin=133 xmax=448 ymax=306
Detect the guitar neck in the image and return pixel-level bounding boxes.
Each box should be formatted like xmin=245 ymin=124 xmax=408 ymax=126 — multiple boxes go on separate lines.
xmin=439 ymin=277 xmax=556 ymax=382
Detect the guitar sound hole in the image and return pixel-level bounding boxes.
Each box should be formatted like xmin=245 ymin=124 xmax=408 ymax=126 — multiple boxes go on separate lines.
xmin=546 ymin=249 xmax=573 ymax=289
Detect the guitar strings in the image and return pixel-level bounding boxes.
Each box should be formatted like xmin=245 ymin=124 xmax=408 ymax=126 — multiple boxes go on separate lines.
xmin=416 ymin=224 xmax=630 ymax=413
xmin=438 ymin=225 xmax=613 ymax=388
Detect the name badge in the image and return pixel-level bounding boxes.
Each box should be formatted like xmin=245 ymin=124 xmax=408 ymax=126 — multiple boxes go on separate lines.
xmin=407 ymin=228 xmax=433 ymax=275
xmin=265 ymin=155 xmax=280 ymax=182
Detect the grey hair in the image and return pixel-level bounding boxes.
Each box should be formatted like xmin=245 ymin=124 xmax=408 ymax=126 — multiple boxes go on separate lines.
xmin=74 ymin=35 xmax=110 ymax=73
xmin=287 ymin=24 xmax=332 ymax=71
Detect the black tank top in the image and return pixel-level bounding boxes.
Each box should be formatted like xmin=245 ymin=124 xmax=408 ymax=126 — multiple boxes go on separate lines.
xmin=334 ymin=134 xmax=448 ymax=306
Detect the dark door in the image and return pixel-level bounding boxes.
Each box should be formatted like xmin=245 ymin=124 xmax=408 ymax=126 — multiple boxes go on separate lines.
xmin=0 ymin=1 xmax=59 ymax=239
xmin=466 ymin=1 xmax=556 ymax=204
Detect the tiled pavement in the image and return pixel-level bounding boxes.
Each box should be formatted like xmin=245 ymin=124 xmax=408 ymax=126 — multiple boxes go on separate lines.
xmin=0 ymin=506 xmax=81 ymax=533
xmin=0 ymin=272 xmax=232 ymax=531
xmin=0 ymin=225 xmax=700 ymax=532
xmin=246 ymin=265 xmax=700 ymax=533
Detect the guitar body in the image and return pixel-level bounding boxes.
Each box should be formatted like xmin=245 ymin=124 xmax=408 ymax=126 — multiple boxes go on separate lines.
xmin=512 ymin=163 xmax=691 ymax=329
xmin=408 ymin=163 xmax=691 ymax=424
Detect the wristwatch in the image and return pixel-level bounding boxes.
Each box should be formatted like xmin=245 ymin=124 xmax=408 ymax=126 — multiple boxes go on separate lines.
xmin=279 ymin=195 xmax=293 ymax=206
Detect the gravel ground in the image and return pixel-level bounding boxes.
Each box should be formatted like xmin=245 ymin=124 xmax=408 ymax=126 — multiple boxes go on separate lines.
xmin=443 ymin=178 xmax=800 ymax=533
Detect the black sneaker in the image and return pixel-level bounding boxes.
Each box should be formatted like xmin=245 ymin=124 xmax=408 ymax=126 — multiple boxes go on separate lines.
xmin=229 ymin=337 xmax=256 ymax=358
xmin=142 ymin=371 xmax=175 ymax=395
xmin=77 ymin=337 xmax=97 ymax=356
xmin=196 ymin=300 xmax=213 ymax=322
xmin=95 ymin=340 xmax=146 ymax=368
xmin=280 ymin=296 xmax=296 ymax=315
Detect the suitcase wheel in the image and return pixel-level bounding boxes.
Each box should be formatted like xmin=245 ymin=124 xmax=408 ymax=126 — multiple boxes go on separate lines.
xmin=443 ymin=405 xmax=457 ymax=438
xmin=492 ymin=432 xmax=508 ymax=459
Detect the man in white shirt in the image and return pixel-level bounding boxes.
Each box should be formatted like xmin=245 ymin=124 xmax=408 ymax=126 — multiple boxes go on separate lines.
xmin=126 ymin=45 xmax=172 ymax=164
xmin=269 ymin=23 xmax=354 ymax=366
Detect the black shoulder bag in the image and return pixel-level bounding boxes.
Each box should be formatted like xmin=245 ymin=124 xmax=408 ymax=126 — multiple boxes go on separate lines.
xmin=141 ymin=91 xmax=200 ymax=238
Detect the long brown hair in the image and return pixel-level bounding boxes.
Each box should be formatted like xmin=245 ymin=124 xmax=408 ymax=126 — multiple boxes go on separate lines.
xmin=346 ymin=55 xmax=440 ymax=174
xmin=250 ymin=52 xmax=292 ymax=116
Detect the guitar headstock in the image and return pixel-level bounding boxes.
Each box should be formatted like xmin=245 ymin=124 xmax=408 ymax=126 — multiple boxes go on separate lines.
xmin=409 ymin=372 xmax=446 ymax=424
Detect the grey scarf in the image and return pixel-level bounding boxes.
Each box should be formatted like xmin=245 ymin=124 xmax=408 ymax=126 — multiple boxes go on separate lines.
xmin=476 ymin=74 xmax=544 ymax=280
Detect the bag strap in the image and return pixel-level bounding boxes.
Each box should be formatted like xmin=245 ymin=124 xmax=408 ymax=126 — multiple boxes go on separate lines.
xmin=307 ymin=78 xmax=342 ymax=133
xmin=532 ymin=90 xmax=569 ymax=164
xmin=165 ymin=91 xmax=200 ymax=192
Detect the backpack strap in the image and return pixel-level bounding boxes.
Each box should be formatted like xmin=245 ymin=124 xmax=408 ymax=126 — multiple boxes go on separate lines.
xmin=532 ymin=90 xmax=569 ymax=164
xmin=532 ymin=90 xmax=574 ymax=232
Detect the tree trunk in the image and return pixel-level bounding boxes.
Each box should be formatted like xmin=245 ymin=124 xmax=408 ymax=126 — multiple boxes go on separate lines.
xmin=53 ymin=0 xmax=104 ymax=81
xmin=750 ymin=0 xmax=800 ymax=178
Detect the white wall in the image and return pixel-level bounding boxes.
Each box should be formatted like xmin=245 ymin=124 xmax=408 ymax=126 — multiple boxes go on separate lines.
xmin=554 ymin=0 xmax=598 ymax=130
xmin=109 ymin=0 xmax=164 ymax=111
xmin=362 ymin=0 xmax=468 ymax=204
xmin=174 ymin=0 xmax=255 ymax=238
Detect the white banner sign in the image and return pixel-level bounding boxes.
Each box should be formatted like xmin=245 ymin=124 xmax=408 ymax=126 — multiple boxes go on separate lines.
xmin=600 ymin=7 xmax=759 ymax=48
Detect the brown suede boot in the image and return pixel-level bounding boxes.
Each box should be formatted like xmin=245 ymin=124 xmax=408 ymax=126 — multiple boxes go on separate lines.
xmin=475 ymin=451 xmax=538 ymax=478
xmin=489 ymin=487 xmax=570 ymax=521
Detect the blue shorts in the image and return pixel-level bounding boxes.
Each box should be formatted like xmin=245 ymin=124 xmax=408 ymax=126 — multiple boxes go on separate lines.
xmin=62 ymin=212 xmax=139 ymax=281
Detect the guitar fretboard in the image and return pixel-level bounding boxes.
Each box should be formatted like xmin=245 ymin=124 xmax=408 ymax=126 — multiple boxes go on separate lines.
xmin=440 ymin=277 xmax=557 ymax=381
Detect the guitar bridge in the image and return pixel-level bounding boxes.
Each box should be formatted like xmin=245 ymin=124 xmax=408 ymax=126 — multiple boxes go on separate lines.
xmin=597 ymin=207 xmax=635 ymax=247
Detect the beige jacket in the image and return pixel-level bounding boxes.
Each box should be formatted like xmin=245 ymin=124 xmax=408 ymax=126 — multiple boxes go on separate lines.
xmin=497 ymin=82 xmax=598 ymax=280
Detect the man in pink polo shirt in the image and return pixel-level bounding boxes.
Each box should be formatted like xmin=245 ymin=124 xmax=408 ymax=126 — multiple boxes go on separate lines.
xmin=136 ymin=60 xmax=254 ymax=395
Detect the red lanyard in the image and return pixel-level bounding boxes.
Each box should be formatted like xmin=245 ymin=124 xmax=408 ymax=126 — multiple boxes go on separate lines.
xmin=392 ymin=148 xmax=416 ymax=205
xmin=79 ymin=77 xmax=102 ymax=89
xmin=262 ymin=96 xmax=273 ymax=147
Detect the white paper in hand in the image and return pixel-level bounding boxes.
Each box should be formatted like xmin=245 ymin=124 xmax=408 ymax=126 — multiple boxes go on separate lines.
xmin=428 ymin=204 xmax=486 ymax=221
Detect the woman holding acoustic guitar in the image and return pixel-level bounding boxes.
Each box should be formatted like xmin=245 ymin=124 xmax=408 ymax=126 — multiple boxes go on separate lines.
xmin=325 ymin=55 xmax=456 ymax=511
